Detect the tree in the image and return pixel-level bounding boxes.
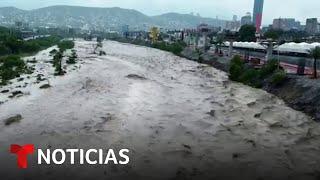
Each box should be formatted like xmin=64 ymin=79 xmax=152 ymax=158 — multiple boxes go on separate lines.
xmin=264 ymin=29 xmax=283 ymax=40
xmin=53 ymin=51 xmax=64 ymax=76
xmin=0 ymin=44 xmax=10 ymax=56
xmin=212 ymin=35 xmax=224 ymax=54
xmin=150 ymin=27 xmax=160 ymax=44
xmin=4 ymin=36 xmax=23 ymax=54
xmin=229 ymin=55 xmax=245 ymax=81
xmin=58 ymin=40 xmax=74 ymax=52
xmin=67 ymin=50 xmax=77 ymax=64
xmin=94 ymin=39 xmax=103 ymax=54
xmin=0 ymin=55 xmax=28 ymax=84
xmin=308 ymin=46 xmax=320 ymax=79
xmin=238 ymin=25 xmax=256 ymax=42
xmin=21 ymin=41 xmax=41 ymax=53
xmin=49 ymin=49 xmax=58 ymax=56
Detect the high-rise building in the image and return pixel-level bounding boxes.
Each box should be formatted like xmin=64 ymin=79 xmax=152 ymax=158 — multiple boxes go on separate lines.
xmin=272 ymin=18 xmax=301 ymax=31
xmin=233 ymin=15 xmax=238 ymax=22
xmin=241 ymin=12 xmax=252 ymax=26
xmin=253 ymin=0 xmax=264 ymax=32
xmin=306 ymin=18 xmax=318 ymax=35
xmin=225 ymin=21 xmax=241 ymax=31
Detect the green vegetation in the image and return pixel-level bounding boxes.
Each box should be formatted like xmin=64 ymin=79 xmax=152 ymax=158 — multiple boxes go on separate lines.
xmin=67 ymin=50 xmax=77 ymax=64
xmin=271 ymin=70 xmax=286 ymax=86
xmin=308 ymin=46 xmax=320 ymax=79
xmin=263 ymin=29 xmax=308 ymax=43
xmin=51 ymin=40 xmax=75 ymax=75
xmin=229 ymin=55 xmax=286 ymax=88
xmin=49 ymin=49 xmax=58 ymax=56
xmin=0 ymin=26 xmax=65 ymax=85
xmin=152 ymin=41 xmax=186 ymax=55
xmin=0 ymin=26 xmax=77 ymax=84
xmin=229 ymin=55 xmax=245 ymax=81
xmin=212 ymin=35 xmax=224 ymax=54
xmin=0 ymin=27 xmax=61 ymax=56
xmin=57 ymin=40 xmax=75 ymax=52
xmin=264 ymin=29 xmax=283 ymax=40
xmin=238 ymin=25 xmax=256 ymax=42
xmin=0 ymin=55 xmax=31 ymax=85
xmin=94 ymin=39 xmax=103 ymax=54
xmin=106 ymin=35 xmax=186 ymax=56
xmin=52 ymin=51 xmax=64 ymax=76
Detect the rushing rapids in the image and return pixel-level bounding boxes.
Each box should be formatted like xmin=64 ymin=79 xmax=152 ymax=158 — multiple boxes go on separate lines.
xmin=0 ymin=40 xmax=320 ymax=180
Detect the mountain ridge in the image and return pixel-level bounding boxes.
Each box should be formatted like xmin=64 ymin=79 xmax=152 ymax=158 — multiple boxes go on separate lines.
xmin=0 ymin=5 xmax=226 ymax=30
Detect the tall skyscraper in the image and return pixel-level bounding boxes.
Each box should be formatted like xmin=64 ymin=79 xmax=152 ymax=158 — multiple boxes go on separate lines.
xmin=233 ymin=15 xmax=238 ymax=22
xmin=241 ymin=12 xmax=252 ymax=26
xmin=272 ymin=18 xmax=301 ymax=31
xmin=253 ymin=0 xmax=264 ymax=32
xmin=306 ymin=18 xmax=318 ymax=35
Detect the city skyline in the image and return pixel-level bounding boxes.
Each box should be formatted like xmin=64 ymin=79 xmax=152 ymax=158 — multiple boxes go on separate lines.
xmin=0 ymin=0 xmax=319 ymax=25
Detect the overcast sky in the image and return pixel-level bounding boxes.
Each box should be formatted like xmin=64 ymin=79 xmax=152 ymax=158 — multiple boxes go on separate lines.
xmin=0 ymin=0 xmax=319 ymax=25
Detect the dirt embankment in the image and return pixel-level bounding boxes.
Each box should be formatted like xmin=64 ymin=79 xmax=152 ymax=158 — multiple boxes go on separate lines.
xmin=181 ymin=48 xmax=320 ymax=121
xmin=266 ymin=75 xmax=320 ymax=121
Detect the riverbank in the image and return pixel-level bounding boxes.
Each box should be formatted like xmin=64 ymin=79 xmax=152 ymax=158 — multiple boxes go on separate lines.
xmin=1 ymin=40 xmax=320 ymax=180
xmin=267 ymin=75 xmax=320 ymax=121
xmin=105 ymin=39 xmax=319 ymax=121
xmin=0 ymin=40 xmax=85 ymax=104
xmin=181 ymin=47 xmax=320 ymax=121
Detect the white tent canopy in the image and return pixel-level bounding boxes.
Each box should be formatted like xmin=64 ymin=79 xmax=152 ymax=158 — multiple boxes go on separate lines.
xmin=224 ymin=41 xmax=320 ymax=54
xmin=224 ymin=41 xmax=265 ymax=50
xmin=275 ymin=42 xmax=320 ymax=54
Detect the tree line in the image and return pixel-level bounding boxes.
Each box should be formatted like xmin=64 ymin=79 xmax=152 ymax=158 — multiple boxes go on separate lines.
xmin=0 ymin=26 xmax=61 ymax=56
xmin=0 ymin=26 xmax=77 ymax=85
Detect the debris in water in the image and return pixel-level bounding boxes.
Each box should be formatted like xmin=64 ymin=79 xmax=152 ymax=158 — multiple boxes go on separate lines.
xmin=269 ymin=121 xmax=283 ymax=128
xmin=254 ymin=113 xmax=261 ymax=118
xmin=244 ymin=139 xmax=256 ymax=147
xmin=36 ymin=74 xmax=46 ymax=82
xmin=232 ymin=153 xmax=244 ymax=159
xmin=100 ymin=115 xmax=113 ymax=123
xmin=182 ymin=144 xmax=191 ymax=149
xmin=232 ymin=153 xmax=239 ymax=159
xmin=126 ymin=74 xmax=147 ymax=80
xmin=1 ymin=90 xmax=9 ymax=93
xmin=39 ymin=84 xmax=51 ymax=89
xmin=4 ymin=114 xmax=22 ymax=126
xmin=9 ymin=91 xmax=23 ymax=98
xmin=207 ymin=110 xmax=215 ymax=117
xmin=247 ymin=101 xmax=256 ymax=107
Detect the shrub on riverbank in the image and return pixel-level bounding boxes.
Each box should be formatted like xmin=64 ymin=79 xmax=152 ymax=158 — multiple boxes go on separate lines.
xmin=271 ymin=70 xmax=286 ymax=86
xmin=52 ymin=51 xmax=64 ymax=76
xmin=50 ymin=41 xmax=75 ymax=75
xmin=57 ymin=40 xmax=75 ymax=52
xmin=229 ymin=55 xmax=286 ymax=88
xmin=105 ymin=36 xmax=186 ymax=56
xmin=0 ymin=33 xmax=61 ymax=56
xmin=152 ymin=41 xmax=186 ymax=56
xmin=19 ymin=36 xmax=61 ymax=54
xmin=67 ymin=50 xmax=77 ymax=64
xmin=0 ymin=55 xmax=31 ymax=85
xmin=229 ymin=55 xmax=245 ymax=81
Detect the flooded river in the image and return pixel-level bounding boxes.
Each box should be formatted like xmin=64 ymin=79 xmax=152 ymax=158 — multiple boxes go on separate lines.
xmin=0 ymin=40 xmax=320 ymax=180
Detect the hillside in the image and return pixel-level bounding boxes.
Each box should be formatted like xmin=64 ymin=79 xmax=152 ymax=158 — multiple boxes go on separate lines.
xmin=0 ymin=5 xmax=226 ymax=30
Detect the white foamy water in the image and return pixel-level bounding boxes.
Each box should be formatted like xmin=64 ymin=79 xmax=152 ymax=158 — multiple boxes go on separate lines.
xmin=0 ymin=40 xmax=319 ymax=180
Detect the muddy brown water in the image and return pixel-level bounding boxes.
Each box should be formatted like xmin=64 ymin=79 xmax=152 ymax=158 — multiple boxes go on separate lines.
xmin=0 ymin=40 xmax=320 ymax=180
